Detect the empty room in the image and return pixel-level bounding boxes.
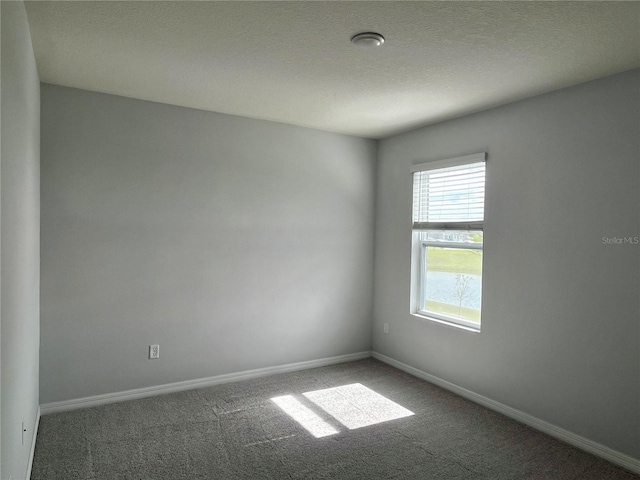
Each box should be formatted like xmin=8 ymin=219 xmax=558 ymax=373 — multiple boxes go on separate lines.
xmin=2 ymin=1 xmax=639 ymax=479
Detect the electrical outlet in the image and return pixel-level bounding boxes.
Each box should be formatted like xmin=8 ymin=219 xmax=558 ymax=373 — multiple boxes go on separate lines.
xmin=149 ymin=344 xmax=160 ymax=359
xmin=383 ymin=323 xmax=389 ymax=334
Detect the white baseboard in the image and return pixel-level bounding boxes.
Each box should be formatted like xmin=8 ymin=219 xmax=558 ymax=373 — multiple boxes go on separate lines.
xmin=371 ymin=351 xmax=640 ymax=475
xmin=40 ymin=351 xmax=372 ymax=415
xmin=25 ymin=406 xmax=41 ymax=480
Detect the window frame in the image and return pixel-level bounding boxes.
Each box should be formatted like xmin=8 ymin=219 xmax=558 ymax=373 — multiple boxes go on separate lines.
xmin=410 ymin=153 xmax=486 ymax=333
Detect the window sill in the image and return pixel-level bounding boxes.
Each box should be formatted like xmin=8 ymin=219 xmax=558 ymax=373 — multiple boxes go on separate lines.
xmin=410 ymin=312 xmax=481 ymax=333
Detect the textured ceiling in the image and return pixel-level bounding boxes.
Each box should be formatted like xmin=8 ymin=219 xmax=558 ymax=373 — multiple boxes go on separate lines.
xmin=24 ymin=1 xmax=640 ymax=139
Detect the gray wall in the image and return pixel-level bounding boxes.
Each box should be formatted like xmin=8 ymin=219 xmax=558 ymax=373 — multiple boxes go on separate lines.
xmin=373 ymin=69 xmax=640 ymax=458
xmin=1 ymin=1 xmax=41 ymax=479
xmin=40 ymin=85 xmax=376 ymax=404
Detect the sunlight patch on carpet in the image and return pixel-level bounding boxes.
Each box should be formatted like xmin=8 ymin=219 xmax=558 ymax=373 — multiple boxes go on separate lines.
xmin=303 ymin=383 xmax=414 ymax=430
xmin=272 ymin=383 xmax=414 ymax=438
xmin=271 ymin=395 xmax=339 ymax=438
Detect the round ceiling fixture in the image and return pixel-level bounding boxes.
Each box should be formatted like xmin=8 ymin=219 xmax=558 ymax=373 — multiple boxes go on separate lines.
xmin=351 ymin=32 xmax=385 ymax=47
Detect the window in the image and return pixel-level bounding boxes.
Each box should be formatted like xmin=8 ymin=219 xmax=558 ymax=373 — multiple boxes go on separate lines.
xmin=410 ymin=153 xmax=486 ymax=331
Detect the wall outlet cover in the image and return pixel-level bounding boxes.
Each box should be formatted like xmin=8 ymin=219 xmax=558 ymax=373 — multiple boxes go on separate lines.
xmin=149 ymin=344 xmax=160 ymax=359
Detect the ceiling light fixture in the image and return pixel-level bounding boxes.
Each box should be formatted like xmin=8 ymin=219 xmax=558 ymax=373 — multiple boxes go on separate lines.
xmin=351 ymin=32 xmax=385 ymax=47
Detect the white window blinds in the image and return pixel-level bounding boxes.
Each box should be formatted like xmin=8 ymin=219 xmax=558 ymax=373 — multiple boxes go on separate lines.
xmin=412 ymin=155 xmax=486 ymax=230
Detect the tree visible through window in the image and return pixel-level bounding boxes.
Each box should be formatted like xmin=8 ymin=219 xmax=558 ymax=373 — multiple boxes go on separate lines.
xmin=410 ymin=154 xmax=486 ymax=331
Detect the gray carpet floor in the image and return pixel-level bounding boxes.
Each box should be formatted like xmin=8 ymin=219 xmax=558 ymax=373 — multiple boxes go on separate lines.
xmin=31 ymin=358 xmax=639 ymax=480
